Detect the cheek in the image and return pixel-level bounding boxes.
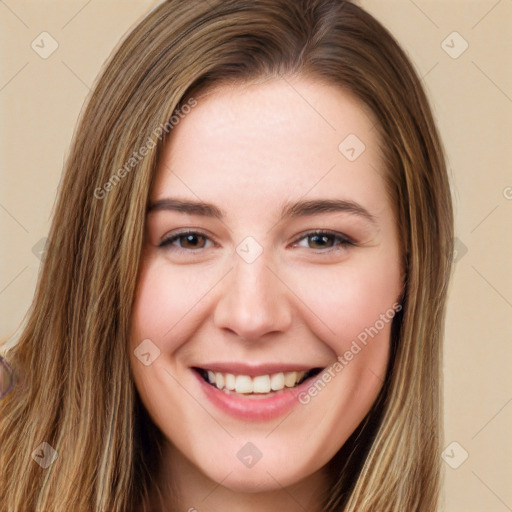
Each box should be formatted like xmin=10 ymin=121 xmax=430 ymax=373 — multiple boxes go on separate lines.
xmin=130 ymin=259 xmax=216 ymax=352
xmin=129 ymin=261 xmax=212 ymax=437
xmin=287 ymin=254 xmax=401 ymax=357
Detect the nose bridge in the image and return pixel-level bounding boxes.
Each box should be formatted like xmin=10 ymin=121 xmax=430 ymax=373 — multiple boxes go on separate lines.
xmin=213 ymin=246 xmax=292 ymax=340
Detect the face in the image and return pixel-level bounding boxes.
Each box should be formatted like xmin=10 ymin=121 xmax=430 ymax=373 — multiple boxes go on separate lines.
xmin=130 ymin=77 xmax=404 ymax=495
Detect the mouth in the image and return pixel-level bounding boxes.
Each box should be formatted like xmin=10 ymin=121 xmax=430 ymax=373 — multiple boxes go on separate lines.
xmin=191 ymin=363 xmax=328 ymax=420
xmin=193 ymin=367 xmax=324 ymax=397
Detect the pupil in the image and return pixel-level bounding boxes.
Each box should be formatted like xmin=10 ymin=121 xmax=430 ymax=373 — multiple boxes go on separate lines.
xmin=184 ymin=234 xmax=203 ymax=249
xmin=311 ymin=234 xmax=331 ymax=248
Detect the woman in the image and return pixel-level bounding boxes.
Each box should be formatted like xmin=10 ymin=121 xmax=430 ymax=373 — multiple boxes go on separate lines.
xmin=0 ymin=1 xmax=454 ymax=510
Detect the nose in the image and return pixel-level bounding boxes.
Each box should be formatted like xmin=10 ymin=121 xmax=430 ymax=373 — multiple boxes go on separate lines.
xmin=213 ymin=252 xmax=293 ymax=342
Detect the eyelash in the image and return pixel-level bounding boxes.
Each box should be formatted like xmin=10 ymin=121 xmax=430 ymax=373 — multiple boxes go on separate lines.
xmin=158 ymin=229 xmax=355 ymax=255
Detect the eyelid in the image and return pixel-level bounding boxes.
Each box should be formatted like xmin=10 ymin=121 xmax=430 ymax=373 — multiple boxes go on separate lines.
xmin=158 ymin=228 xmax=216 ymax=250
xmin=159 ymin=228 xmax=355 ymax=253
xmin=290 ymin=229 xmax=355 ymax=248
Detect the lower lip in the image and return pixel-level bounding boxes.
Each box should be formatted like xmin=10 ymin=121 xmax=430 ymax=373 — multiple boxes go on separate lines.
xmin=193 ymin=370 xmax=317 ymax=421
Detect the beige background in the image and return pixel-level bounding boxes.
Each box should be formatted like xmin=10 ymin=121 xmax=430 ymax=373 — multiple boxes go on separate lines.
xmin=1 ymin=1 xmax=511 ymax=510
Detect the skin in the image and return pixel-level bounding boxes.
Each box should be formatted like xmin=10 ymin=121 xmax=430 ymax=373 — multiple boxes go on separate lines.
xmin=129 ymin=76 xmax=404 ymax=512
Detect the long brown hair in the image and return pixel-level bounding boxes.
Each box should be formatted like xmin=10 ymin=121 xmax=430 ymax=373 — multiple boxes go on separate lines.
xmin=0 ymin=1 xmax=454 ymax=510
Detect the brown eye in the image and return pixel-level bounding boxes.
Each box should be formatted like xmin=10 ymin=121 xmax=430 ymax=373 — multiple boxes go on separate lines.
xmin=294 ymin=230 xmax=354 ymax=252
xmin=308 ymin=233 xmax=335 ymax=249
xmin=178 ymin=233 xmax=207 ymax=249
xmin=159 ymin=231 xmax=213 ymax=251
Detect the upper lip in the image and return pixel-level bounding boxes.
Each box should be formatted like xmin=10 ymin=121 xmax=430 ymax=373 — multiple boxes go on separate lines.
xmin=192 ymin=362 xmax=325 ymax=376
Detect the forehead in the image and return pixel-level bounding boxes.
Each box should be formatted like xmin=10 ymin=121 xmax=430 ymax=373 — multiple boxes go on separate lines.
xmin=152 ymin=77 xmax=388 ymax=218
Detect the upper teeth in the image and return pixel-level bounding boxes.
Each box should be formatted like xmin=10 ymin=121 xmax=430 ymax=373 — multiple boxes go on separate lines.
xmin=206 ymin=370 xmax=307 ymax=394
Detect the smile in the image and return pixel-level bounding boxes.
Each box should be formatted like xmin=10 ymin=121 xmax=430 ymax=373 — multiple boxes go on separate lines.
xmin=192 ymin=364 xmax=325 ymax=421
xmin=196 ymin=368 xmax=322 ymax=394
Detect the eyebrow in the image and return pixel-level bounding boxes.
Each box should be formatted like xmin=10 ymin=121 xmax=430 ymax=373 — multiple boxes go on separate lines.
xmin=148 ymin=197 xmax=377 ymax=225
